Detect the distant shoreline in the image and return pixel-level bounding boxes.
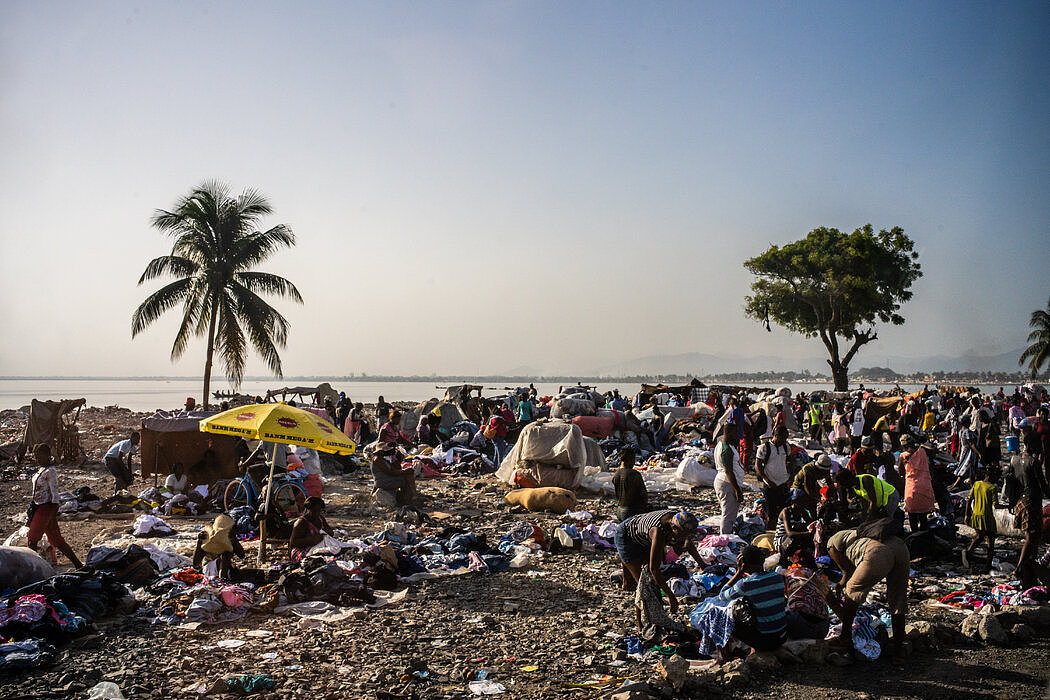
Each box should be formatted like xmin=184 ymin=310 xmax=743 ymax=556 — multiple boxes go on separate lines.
xmin=0 ymin=373 xmax=1041 ymax=384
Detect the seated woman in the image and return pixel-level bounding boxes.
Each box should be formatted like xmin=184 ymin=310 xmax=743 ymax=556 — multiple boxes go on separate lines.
xmin=773 ymin=493 xmax=815 ymax=566
xmin=716 ymin=546 xmax=788 ymax=655
xmin=193 ymin=514 xmax=245 ymax=581
xmin=165 ymin=462 xmax=188 ymax=495
xmin=289 ymin=497 xmax=333 ymax=562
xmin=370 ymin=443 xmax=419 ymax=508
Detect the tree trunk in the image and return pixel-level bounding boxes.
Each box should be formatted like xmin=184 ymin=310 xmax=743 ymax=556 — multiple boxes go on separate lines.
xmin=829 ymin=358 xmax=849 ymax=392
xmin=202 ymin=300 xmax=219 ymax=410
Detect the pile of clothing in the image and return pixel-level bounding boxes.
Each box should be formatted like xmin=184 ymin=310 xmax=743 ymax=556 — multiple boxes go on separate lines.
xmin=138 ymin=524 xmax=515 ymax=627
xmin=56 ymin=486 xmax=103 ymax=514
xmin=0 ymin=572 xmax=129 ymax=670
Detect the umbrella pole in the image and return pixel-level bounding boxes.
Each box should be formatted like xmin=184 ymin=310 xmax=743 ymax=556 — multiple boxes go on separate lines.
xmin=258 ymin=442 xmax=279 ymax=565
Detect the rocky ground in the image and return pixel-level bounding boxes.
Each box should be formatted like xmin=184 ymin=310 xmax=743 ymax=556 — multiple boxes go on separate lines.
xmin=1 ymin=408 xmax=1049 ymax=699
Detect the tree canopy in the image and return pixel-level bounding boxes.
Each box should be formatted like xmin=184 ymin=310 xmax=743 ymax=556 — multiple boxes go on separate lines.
xmin=1019 ymin=297 xmax=1050 ymax=378
xmin=132 ymin=181 xmax=302 ymax=405
xmin=743 ymin=225 xmax=921 ymax=390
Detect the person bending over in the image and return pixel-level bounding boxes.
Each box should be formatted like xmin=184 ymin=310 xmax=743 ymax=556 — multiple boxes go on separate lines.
xmin=193 ymin=514 xmax=245 ymax=580
xmin=613 ymin=510 xmax=701 ymax=613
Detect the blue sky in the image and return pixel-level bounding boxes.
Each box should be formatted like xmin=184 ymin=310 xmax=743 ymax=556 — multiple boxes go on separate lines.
xmin=1 ymin=1 xmax=1047 ymax=379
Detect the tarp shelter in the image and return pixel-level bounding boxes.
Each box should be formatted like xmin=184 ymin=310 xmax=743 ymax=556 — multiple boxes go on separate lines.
xmin=496 ymin=420 xmax=605 ymax=490
xmin=749 ymin=398 xmax=799 ymax=433
xmin=264 ymin=383 xmax=339 ymax=406
xmin=442 ymin=384 xmax=486 ymax=424
xmin=401 ymin=399 xmax=469 ymax=440
xmin=140 ymin=411 xmax=239 ymax=485
xmin=639 ymin=378 xmax=708 ymax=405
xmin=864 ymin=396 xmax=904 ymax=428
xmin=17 ymin=398 xmax=87 ymax=464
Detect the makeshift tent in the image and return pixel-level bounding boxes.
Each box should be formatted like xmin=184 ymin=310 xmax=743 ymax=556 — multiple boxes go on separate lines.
xmin=139 ymin=411 xmax=239 ymax=485
xmin=264 ymin=383 xmax=339 ymax=406
xmin=864 ymin=396 xmax=905 ymax=427
xmin=16 ymin=398 xmax=87 ymax=464
xmin=441 ymin=385 xmax=486 ymax=424
xmin=638 ymin=378 xmax=708 ymax=405
xmin=400 ymin=399 xmax=469 ymax=440
xmin=749 ymin=398 xmax=799 ymax=433
xmin=496 ymin=420 xmax=605 ymax=489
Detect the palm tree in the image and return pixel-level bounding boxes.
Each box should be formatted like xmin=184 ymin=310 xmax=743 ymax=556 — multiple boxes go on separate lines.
xmin=1019 ymin=296 xmax=1050 ymax=378
xmin=132 ymin=181 xmax=303 ymax=407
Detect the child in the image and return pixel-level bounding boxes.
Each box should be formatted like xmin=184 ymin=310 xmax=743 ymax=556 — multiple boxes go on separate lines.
xmin=964 ymin=467 xmax=998 ymax=572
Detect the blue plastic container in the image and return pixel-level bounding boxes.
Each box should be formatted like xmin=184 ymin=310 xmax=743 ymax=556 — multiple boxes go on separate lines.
xmin=1005 ymin=435 xmax=1019 ymax=453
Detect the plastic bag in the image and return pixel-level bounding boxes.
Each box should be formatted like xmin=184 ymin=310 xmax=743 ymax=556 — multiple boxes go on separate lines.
xmin=0 ymin=546 xmax=56 ymax=590
xmin=674 ymin=456 xmax=717 ymax=486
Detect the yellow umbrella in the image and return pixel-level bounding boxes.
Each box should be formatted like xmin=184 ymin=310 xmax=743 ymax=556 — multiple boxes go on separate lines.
xmin=199 ymin=402 xmax=355 ymax=561
xmin=199 ymin=402 xmax=355 ymax=455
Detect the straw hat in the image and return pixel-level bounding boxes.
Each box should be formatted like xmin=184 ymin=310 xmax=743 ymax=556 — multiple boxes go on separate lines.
xmin=200 ymin=514 xmax=235 ymax=555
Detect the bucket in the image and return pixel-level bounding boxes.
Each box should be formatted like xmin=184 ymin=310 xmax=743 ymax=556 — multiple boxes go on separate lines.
xmin=1005 ymin=435 xmax=1019 ymax=453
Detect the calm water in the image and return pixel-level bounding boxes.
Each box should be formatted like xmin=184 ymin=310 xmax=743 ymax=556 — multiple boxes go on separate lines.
xmin=0 ymin=378 xmax=1007 ymax=412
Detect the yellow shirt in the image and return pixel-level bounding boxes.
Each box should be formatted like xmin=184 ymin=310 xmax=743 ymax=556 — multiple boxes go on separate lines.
xmin=968 ymin=480 xmax=997 ymax=533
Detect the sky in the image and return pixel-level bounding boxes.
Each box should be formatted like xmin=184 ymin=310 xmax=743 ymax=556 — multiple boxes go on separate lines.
xmin=1 ymin=1 xmax=1048 ymax=381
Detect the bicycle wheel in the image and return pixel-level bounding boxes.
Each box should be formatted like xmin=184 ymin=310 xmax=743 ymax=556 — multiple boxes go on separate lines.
xmin=271 ymin=482 xmax=306 ymax=517
xmin=224 ymin=479 xmax=251 ymax=512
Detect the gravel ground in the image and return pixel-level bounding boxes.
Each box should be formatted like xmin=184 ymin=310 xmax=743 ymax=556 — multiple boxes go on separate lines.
xmin=2 ymin=408 xmax=1049 ymax=699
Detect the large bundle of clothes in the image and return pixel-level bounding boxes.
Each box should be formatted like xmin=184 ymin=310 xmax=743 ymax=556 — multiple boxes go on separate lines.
xmin=0 ymin=572 xmax=129 ymax=670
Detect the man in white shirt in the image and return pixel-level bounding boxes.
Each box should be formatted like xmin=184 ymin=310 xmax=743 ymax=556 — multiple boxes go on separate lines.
xmin=105 ymin=432 xmax=140 ymax=494
xmin=850 ymin=401 xmax=866 ymax=452
xmin=756 ymin=427 xmax=791 ymax=523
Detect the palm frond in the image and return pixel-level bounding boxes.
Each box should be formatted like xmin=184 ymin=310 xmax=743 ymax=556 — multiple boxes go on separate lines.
xmin=230 ymin=225 xmax=297 ymax=269
xmin=137 ymin=255 xmax=199 ymax=285
xmin=170 ymin=278 xmax=209 ymax=360
xmin=234 ymin=272 xmax=304 ymax=303
xmin=230 ymin=283 xmax=288 ymax=376
xmin=215 ymin=291 xmax=247 ymax=388
xmin=131 ymin=278 xmax=193 ymax=337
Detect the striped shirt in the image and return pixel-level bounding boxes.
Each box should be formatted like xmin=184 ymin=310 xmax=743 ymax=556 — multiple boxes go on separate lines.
xmin=622 ymin=509 xmax=675 ymax=547
xmin=719 ymin=570 xmax=788 ymax=634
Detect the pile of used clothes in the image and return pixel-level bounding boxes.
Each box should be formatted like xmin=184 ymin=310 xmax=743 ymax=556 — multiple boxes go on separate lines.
xmin=0 ymin=572 xmax=129 ymax=671
xmin=135 ymin=524 xmax=515 ymax=627
xmin=57 ymin=486 xmax=103 ymax=514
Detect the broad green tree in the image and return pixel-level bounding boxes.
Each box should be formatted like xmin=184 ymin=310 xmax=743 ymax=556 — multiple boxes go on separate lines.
xmin=1019 ymin=297 xmax=1050 ymax=378
xmin=743 ymin=225 xmax=922 ymax=391
xmin=132 ymin=182 xmax=303 ymax=406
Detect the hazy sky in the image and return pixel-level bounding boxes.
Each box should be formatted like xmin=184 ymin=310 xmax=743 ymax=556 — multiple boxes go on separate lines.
xmin=1 ymin=2 xmax=1047 ymax=381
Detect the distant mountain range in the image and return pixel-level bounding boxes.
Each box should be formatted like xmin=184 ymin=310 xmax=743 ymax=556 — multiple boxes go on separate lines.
xmin=585 ymin=348 xmax=1027 ymax=377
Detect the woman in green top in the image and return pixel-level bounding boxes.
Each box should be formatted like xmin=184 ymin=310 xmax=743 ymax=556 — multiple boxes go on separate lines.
xmin=964 ymin=466 xmax=998 ymax=573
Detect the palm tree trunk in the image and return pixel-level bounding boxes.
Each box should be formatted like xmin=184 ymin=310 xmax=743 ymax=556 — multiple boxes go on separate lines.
xmin=202 ymin=300 xmax=219 ymax=410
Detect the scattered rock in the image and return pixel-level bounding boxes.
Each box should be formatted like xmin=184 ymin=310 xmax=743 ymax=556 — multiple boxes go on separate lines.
xmin=978 ymin=615 xmax=1010 ymax=646
xmin=1010 ymin=623 xmax=1035 ymax=643
xmin=961 ymin=614 xmax=982 ymax=640
xmin=744 ymin=650 xmax=781 ymax=672
xmin=656 ymin=655 xmax=689 ymax=690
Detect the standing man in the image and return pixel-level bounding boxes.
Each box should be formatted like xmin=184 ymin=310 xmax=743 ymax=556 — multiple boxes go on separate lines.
xmin=375 ymin=396 xmax=392 ymax=433
xmin=104 ymin=431 xmax=139 ymax=494
xmin=613 ymin=448 xmax=649 ymax=522
xmin=714 ymin=423 xmax=745 ymax=535
xmin=850 ymin=400 xmax=866 ymax=453
xmin=756 ymin=426 xmax=791 ymax=524
xmin=27 ymin=444 xmax=83 ymax=568
xmin=335 ymin=392 xmax=352 ymax=431
xmin=807 ymin=401 xmax=824 ymax=446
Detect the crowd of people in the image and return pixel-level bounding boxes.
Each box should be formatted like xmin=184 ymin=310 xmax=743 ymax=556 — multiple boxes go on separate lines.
xmin=14 ymin=380 xmax=1050 ymax=669
xmin=607 ymin=382 xmax=1050 ymax=663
